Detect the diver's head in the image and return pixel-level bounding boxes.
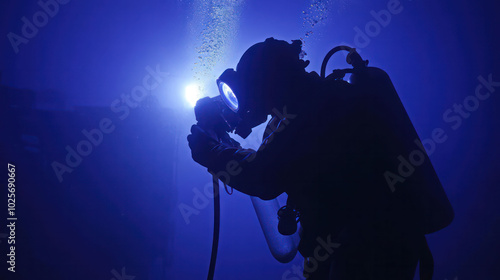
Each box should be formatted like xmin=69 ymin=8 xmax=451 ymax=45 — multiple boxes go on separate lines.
xmin=217 ymin=38 xmax=310 ymax=137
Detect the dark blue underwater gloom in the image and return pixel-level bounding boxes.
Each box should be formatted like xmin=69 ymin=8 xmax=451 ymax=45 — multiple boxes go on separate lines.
xmin=1 ymin=0 xmax=499 ymax=279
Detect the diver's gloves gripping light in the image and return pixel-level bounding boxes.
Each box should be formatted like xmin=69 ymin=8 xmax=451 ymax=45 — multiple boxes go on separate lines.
xmin=217 ymin=81 xmax=239 ymax=112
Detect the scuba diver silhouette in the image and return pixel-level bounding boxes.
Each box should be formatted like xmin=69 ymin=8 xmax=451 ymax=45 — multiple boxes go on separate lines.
xmin=188 ymin=38 xmax=454 ymax=280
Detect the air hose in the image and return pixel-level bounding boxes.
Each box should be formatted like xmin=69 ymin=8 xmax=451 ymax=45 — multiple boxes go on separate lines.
xmin=207 ymin=174 xmax=220 ymax=280
xmin=320 ymin=45 xmax=368 ymax=78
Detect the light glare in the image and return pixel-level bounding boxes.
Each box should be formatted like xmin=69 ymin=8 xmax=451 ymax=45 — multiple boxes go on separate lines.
xmin=185 ymin=84 xmax=202 ymax=107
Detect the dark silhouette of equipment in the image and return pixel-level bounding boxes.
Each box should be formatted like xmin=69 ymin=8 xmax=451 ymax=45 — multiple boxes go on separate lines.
xmin=191 ymin=42 xmax=453 ymax=280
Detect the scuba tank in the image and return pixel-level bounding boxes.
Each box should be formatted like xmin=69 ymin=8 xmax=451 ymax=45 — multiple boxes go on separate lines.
xmin=322 ymin=46 xmax=454 ymax=234
xmin=278 ymin=46 xmax=454 ymax=237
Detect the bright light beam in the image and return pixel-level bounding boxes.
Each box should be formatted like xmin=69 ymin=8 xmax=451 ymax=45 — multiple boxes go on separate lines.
xmin=185 ymin=84 xmax=202 ymax=107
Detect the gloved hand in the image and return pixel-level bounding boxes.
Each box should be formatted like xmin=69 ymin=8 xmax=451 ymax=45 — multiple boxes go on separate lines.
xmin=187 ymin=124 xmax=241 ymax=169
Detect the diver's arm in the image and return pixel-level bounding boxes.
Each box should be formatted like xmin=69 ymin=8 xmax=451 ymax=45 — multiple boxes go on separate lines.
xmin=188 ymin=123 xmax=290 ymax=200
xmin=207 ymin=144 xmax=286 ymax=200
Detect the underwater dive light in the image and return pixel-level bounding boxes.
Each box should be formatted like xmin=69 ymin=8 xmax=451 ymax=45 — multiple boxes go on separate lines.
xmin=185 ymin=84 xmax=203 ymax=107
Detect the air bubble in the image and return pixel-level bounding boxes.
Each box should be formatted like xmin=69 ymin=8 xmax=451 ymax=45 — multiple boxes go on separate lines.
xmin=302 ymin=0 xmax=332 ymax=46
